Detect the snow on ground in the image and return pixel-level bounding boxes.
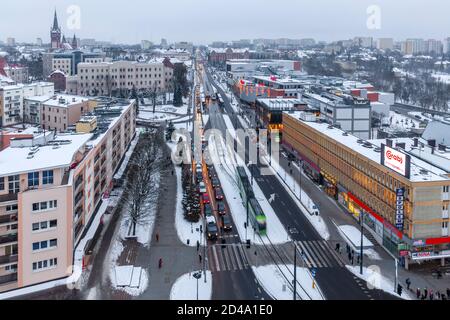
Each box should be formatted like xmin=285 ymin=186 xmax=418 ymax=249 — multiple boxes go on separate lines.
xmin=267 ymin=157 xmax=330 ymax=241
xmin=346 ymin=265 xmax=412 ymax=300
xmin=141 ymin=103 xmax=188 ymax=116
xmin=337 ymin=225 xmax=373 ymax=250
xmin=252 ymin=265 xmax=324 ymax=300
xmin=432 ymin=73 xmax=450 ymax=84
xmin=207 ymin=121 xmax=289 ymax=245
xmin=365 ymin=248 xmax=382 ymax=260
xmin=138 ymin=111 xmax=180 ymax=122
xmin=387 ymin=111 xmax=421 ymax=130
xmin=110 ymin=265 xmax=149 ymax=297
xmin=170 ymin=271 xmax=212 ymax=300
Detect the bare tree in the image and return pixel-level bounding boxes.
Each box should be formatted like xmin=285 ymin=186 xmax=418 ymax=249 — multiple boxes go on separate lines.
xmin=125 ymin=131 xmax=163 ymax=236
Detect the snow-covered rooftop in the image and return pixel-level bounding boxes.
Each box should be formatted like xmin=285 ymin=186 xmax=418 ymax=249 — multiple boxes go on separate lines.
xmin=0 ymin=133 xmax=93 ymax=176
xmin=43 ymin=94 xmax=89 ymax=108
xmin=284 ymin=111 xmax=450 ymax=183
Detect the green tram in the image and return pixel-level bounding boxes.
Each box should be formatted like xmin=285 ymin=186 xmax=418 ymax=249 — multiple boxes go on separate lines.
xmin=236 ymin=166 xmax=267 ymax=235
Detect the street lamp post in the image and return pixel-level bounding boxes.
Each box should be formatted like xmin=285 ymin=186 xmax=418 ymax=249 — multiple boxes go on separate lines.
xmin=360 ymin=211 xmax=364 ymax=275
xmin=193 ymin=271 xmax=202 ymax=300
xmin=293 ymin=241 xmax=297 ymax=301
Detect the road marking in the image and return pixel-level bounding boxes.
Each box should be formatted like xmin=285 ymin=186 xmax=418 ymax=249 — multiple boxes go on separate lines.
xmin=307 ymin=241 xmax=327 ymax=267
xmin=314 ymin=241 xmax=336 ymax=266
xmin=231 ymin=245 xmax=242 ymax=270
xmin=212 ymin=246 xmax=220 ymax=272
xmin=296 ymin=241 xmax=316 ymax=268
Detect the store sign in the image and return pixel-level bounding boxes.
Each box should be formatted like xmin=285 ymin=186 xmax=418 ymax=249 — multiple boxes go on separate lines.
xmin=411 ymin=252 xmax=433 ymax=259
xmin=381 ymin=144 xmax=411 ymax=178
xmin=399 ymin=250 xmax=409 ymax=257
xmin=413 ymin=239 xmax=426 ymax=247
xmin=395 ymin=188 xmax=405 ymax=231
xmin=411 ymin=250 xmax=450 ymax=260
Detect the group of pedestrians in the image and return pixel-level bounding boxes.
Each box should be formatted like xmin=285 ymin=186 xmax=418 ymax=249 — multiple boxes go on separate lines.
xmin=415 ymin=287 xmax=449 ymax=300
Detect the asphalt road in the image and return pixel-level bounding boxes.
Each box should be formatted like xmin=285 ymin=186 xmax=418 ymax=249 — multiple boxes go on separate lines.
xmin=204 ymin=66 xmax=399 ymax=300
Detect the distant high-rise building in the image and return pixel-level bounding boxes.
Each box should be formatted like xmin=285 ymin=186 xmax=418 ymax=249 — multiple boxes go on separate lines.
xmin=402 ymin=39 xmax=426 ymax=55
xmin=141 ymin=40 xmax=152 ymax=50
xmin=36 ymin=38 xmax=43 ymax=46
xmin=446 ymin=37 xmax=450 ymax=54
xmin=160 ymin=38 xmax=168 ymax=48
xmin=377 ymin=38 xmax=394 ymax=50
xmin=425 ymin=39 xmax=443 ymax=55
xmin=50 ymin=10 xmax=62 ymax=49
xmin=353 ymin=37 xmax=373 ymax=48
xmin=299 ymin=38 xmax=316 ymax=47
xmin=6 ymin=37 xmax=15 ymax=46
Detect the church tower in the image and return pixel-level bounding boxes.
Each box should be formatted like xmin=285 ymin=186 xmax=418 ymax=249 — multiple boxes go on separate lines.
xmin=50 ymin=10 xmax=62 ymax=49
xmin=72 ymin=34 xmax=78 ymax=49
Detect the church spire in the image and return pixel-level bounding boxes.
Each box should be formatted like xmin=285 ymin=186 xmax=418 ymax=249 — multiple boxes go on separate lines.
xmin=52 ymin=9 xmax=60 ymax=31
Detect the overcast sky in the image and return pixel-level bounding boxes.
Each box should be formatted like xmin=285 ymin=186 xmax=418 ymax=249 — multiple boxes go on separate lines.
xmin=1 ymin=0 xmax=449 ymax=44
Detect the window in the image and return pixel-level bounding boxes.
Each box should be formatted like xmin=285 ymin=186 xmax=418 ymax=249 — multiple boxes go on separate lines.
xmin=6 ymin=204 xmax=17 ymax=212
xmin=32 ymin=258 xmax=57 ymax=271
xmin=0 ymin=177 xmax=4 ymax=190
xmin=32 ymin=200 xmax=57 ymax=212
xmin=444 ymin=186 xmax=450 ymax=193
xmin=49 ymin=219 xmax=57 ymax=228
xmin=43 ymin=170 xmax=54 ymax=185
xmin=8 ymin=175 xmax=19 ymax=193
xmin=28 ymin=172 xmax=39 ymax=187
xmin=32 ymin=223 xmax=40 ymax=231
xmin=49 ymin=239 xmax=57 ymax=247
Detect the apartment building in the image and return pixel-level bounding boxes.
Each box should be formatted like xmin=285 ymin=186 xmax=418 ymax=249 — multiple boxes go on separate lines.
xmin=67 ymin=58 xmax=175 ymax=96
xmin=0 ymin=82 xmax=54 ymax=127
xmin=0 ymin=98 xmax=136 ymax=292
xmin=3 ymin=65 xmax=29 ymax=84
xmin=40 ymin=95 xmax=93 ymax=132
xmin=282 ymin=112 xmax=450 ymax=268
xmin=42 ymin=51 xmax=107 ymax=78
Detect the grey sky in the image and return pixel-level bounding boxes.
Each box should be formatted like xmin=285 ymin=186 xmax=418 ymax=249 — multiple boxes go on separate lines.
xmin=1 ymin=0 xmax=449 ymax=44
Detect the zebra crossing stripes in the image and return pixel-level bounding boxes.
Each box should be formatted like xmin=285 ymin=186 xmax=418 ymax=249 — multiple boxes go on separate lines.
xmin=209 ymin=244 xmax=250 ymax=273
xmin=295 ymin=240 xmax=345 ymax=268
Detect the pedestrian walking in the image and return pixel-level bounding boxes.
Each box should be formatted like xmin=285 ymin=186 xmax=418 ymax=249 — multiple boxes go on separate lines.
xmin=429 ymin=289 xmax=433 ymax=300
xmin=406 ymin=278 xmax=411 ymax=290
xmin=156 ymin=232 xmax=159 ymax=242
xmin=416 ymin=288 xmax=421 ymax=299
xmin=199 ymin=254 xmax=202 ymax=264
xmin=447 ymin=288 xmax=450 ymax=297
xmin=424 ymin=288 xmax=428 ymax=299
xmin=196 ymin=240 xmax=200 ymax=252
xmin=158 ymin=258 xmax=163 ymax=269
xmin=335 ymin=243 xmax=340 ymax=252
xmin=437 ymin=291 xmax=441 ymax=300
xmin=171 ymin=170 xmax=174 ymax=176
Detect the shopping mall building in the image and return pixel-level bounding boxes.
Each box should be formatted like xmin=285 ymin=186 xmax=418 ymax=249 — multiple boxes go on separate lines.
xmin=282 ymin=111 xmax=450 ymax=269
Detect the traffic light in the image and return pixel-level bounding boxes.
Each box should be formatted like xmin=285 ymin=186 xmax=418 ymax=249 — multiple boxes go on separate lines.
xmin=397 ymin=284 xmax=403 ymax=296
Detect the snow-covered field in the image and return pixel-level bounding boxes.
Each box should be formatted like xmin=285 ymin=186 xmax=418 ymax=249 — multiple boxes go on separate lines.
xmin=267 ymin=157 xmax=330 ymax=241
xmin=252 ymin=265 xmax=324 ymax=300
xmin=387 ymin=111 xmax=421 ymax=130
xmin=170 ymin=271 xmax=212 ymax=300
xmin=346 ymin=265 xmax=412 ymax=300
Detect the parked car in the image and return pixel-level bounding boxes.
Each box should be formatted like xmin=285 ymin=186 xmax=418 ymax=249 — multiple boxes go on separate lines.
xmin=217 ymin=202 xmax=226 ymax=215
xmin=214 ymin=187 xmax=224 ymax=200
xmin=202 ymin=193 xmax=210 ymax=204
xmin=198 ymin=182 xmax=207 ymax=193
xmin=204 ymin=203 xmax=213 ymax=217
xmin=211 ymin=177 xmax=220 ymax=188
xmin=206 ymin=223 xmax=218 ymax=240
xmin=221 ymin=215 xmax=232 ymax=231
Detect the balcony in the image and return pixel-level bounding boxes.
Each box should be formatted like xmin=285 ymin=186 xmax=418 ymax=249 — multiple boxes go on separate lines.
xmin=74 ymin=176 xmax=84 ymax=190
xmin=74 ymin=191 xmax=84 ymax=206
xmin=0 ymin=214 xmax=17 ymax=225
xmin=0 ymin=193 xmax=18 ymax=203
xmin=0 ymin=234 xmax=18 ymax=245
xmin=0 ymin=273 xmax=17 ymax=285
xmin=0 ymin=254 xmax=18 ymax=265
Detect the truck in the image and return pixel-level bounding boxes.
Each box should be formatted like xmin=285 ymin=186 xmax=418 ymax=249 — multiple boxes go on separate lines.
xmin=306 ymin=200 xmax=320 ymax=216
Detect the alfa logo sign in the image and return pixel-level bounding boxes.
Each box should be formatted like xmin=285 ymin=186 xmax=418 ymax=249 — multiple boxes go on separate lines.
xmin=395 ymin=188 xmax=405 ymax=231
xmin=381 ymin=144 xmax=411 ymax=178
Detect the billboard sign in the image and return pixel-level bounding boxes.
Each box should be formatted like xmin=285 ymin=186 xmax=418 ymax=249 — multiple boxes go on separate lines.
xmin=395 ymin=188 xmax=405 ymax=231
xmin=381 ymin=144 xmax=411 ymax=178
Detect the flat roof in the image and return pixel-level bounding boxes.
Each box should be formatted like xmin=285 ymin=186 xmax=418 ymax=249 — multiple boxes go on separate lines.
xmin=0 ymin=133 xmax=93 ymax=176
xmin=43 ymin=94 xmax=89 ymax=108
xmin=284 ymin=111 xmax=449 ymax=183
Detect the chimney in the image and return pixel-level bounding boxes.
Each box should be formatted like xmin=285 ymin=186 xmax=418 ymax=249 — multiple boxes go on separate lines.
xmin=431 ymin=147 xmax=435 ymax=154
xmin=386 ymin=139 xmax=393 ymax=147
xmin=438 ymin=144 xmax=446 ymax=152
xmin=413 ymin=138 xmax=418 ymax=147
xmin=396 ymin=142 xmax=406 ymax=150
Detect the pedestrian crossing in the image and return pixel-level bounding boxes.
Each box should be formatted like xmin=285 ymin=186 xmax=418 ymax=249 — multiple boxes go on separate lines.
xmin=295 ymin=240 xmax=345 ymax=268
xmin=208 ymin=243 xmax=251 ymax=272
